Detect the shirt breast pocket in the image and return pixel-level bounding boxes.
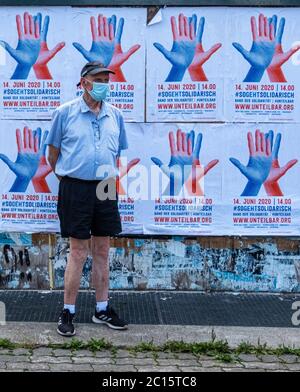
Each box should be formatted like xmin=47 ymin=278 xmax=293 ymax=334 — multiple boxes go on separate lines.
xmin=106 ymin=128 xmax=120 ymax=153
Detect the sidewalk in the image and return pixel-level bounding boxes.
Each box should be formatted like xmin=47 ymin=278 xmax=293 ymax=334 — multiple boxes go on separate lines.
xmin=0 ymin=291 xmax=299 ymax=372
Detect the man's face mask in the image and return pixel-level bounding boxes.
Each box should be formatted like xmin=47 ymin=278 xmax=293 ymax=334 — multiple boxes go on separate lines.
xmin=84 ymin=78 xmax=109 ymax=102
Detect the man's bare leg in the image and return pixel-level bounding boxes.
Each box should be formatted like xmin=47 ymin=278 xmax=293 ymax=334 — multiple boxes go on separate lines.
xmin=91 ymin=236 xmax=110 ymax=303
xmin=64 ymin=237 xmax=89 ymax=305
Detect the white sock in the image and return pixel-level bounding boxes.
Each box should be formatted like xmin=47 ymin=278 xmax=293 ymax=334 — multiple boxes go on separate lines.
xmin=96 ymin=301 xmax=108 ymax=312
xmin=64 ymin=304 xmax=75 ymax=314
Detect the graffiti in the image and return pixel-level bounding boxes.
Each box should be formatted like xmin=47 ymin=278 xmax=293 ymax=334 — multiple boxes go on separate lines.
xmin=0 ymin=242 xmax=49 ymax=289
xmin=51 ymin=235 xmax=300 ymax=292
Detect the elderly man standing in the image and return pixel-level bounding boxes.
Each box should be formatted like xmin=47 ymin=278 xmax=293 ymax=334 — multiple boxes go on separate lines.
xmin=46 ymin=61 xmax=128 ymax=336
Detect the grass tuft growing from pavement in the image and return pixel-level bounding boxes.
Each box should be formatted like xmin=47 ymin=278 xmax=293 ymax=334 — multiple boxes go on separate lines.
xmin=0 ymin=339 xmax=18 ymax=350
xmin=1 ymin=337 xmax=300 ymax=363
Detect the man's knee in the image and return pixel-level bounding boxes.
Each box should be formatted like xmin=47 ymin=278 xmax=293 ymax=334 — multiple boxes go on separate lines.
xmin=70 ymin=239 xmax=89 ymax=263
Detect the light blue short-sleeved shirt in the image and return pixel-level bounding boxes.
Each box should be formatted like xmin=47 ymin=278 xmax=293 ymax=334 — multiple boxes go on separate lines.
xmin=45 ymin=96 xmax=128 ymax=180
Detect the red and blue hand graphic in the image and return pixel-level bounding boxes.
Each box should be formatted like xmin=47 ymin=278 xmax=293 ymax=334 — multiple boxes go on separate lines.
xmin=153 ymin=13 xmax=196 ymax=82
xmin=267 ymin=16 xmax=300 ymax=82
xmin=0 ymin=127 xmax=52 ymax=193
xmin=33 ymin=13 xmax=65 ymax=80
xmin=107 ymin=15 xmax=141 ymax=82
xmin=31 ymin=128 xmax=52 ymax=193
xmin=264 ymin=130 xmax=298 ymax=196
xmin=188 ymin=15 xmax=222 ymax=82
xmin=230 ymin=130 xmax=272 ymax=196
xmin=0 ymin=12 xmax=65 ymax=80
xmin=154 ymin=13 xmax=221 ymax=82
xmin=185 ymin=132 xmax=219 ymax=196
xmin=116 ymin=157 xmax=140 ymax=195
xmin=73 ymin=14 xmax=140 ymax=82
xmin=0 ymin=12 xmax=40 ymax=79
xmin=233 ymin=14 xmax=276 ymax=82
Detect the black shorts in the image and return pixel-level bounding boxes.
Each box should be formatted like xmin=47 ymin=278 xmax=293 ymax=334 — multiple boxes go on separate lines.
xmin=57 ymin=176 xmax=122 ymax=239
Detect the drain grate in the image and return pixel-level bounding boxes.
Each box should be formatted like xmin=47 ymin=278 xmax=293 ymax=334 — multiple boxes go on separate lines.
xmin=0 ymin=290 xmax=299 ymax=327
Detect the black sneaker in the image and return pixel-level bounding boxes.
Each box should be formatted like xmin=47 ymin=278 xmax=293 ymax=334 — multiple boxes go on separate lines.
xmin=92 ymin=305 xmax=128 ymax=330
xmin=57 ymin=309 xmax=76 ymax=337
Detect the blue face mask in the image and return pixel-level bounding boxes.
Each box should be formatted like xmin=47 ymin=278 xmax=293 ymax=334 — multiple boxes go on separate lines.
xmin=85 ymin=79 xmax=109 ymax=102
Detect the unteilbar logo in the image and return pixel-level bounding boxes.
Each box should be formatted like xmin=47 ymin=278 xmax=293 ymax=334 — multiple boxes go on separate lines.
xmin=291 ymin=301 xmax=300 ymax=326
xmin=0 ymin=301 xmax=6 ymax=326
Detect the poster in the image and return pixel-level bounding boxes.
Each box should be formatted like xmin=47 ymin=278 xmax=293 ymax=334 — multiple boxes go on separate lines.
xmin=225 ymin=8 xmax=300 ymax=122
xmin=146 ymin=7 xmax=224 ymax=122
xmin=0 ymin=120 xmax=60 ymax=232
xmin=70 ymin=7 xmax=146 ymax=122
xmin=0 ymin=7 xmax=70 ymax=119
xmin=222 ymin=124 xmax=300 ymax=235
xmin=117 ymin=123 xmax=146 ymax=234
xmin=140 ymin=123 xmax=223 ymax=235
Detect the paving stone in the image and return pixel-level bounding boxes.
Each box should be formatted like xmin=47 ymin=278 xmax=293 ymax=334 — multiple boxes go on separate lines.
xmin=6 ymin=362 xmax=50 ymax=371
xmin=136 ymin=366 xmax=180 ymax=372
xmin=31 ymin=355 xmax=72 ymax=363
xmin=172 ymin=353 xmax=197 ymax=360
xmin=243 ymin=362 xmax=288 ymax=371
xmin=31 ymin=348 xmax=54 ymax=356
xmin=0 ymin=362 xmax=7 ymax=369
xmin=11 ymin=349 xmax=31 ymax=356
xmin=260 ymin=355 xmax=281 ymax=363
xmin=222 ymin=368 xmax=265 ymax=372
xmin=278 ymin=355 xmax=299 ymax=364
xmin=115 ymin=357 xmax=156 ymax=366
xmin=92 ymin=364 xmax=137 ymax=372
xmin=156 ymin=359 xmax=200 ymax=367
xmin=53 ymin=349 xmax=75 ymax=357
xmin=72 ymin=356 xmax=110 ymax=364
xmin=130 ymin=352 xmax=155 ymax=359
xmin=199 ymin=360 xmax=223 ymax=368
xmin=237 ymin=354 xmax=261 ymax=362
xmin=115 ymin=350 xmax=139 ymax=358
xmin=0 ymin=355 xmax=30 ymax=362
xmin=49 ymin=363 xmax=93 ymax=372
xmin=179 ymin=367 xmax=223 ymax=372
xmin=0 ymin=349 xmax=11 ymax=355
xmin=285 ymin=363 xmax=300 ymax=371
xmin=94 ymin=350 xmax=113 ymax=358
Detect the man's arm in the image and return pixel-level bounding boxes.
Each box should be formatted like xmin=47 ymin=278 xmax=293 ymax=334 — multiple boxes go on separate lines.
xmin=48 ymin=145 xmax=62 ymax=181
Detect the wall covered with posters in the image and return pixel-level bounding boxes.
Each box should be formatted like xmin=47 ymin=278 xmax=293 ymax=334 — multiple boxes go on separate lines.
xmin=0 ymin=6 xmax=300 ymax=235
xmin=0 ymin=5 xmax=300 ymax=291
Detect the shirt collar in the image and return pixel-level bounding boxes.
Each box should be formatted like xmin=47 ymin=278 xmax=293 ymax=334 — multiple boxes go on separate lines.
xmin=80 ymin=95 xmax=110 ymax=119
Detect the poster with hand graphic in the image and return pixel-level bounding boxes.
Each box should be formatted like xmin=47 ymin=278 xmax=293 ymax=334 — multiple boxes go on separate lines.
xmin=117 ymin=123 xmax=145 ymax=234
xmin=69 ymin=7 xmax=146 ymax=122
xmin=146 ymin=7 xmax=224 ymax=122
xmin=222 ymin=124 xmax=300 ymax=235
xmin=0 ymin=7 xmax=70 ymax=120
xmin=139 ymin=123 xmax=223 ymax=235
xmin=0 ymin=120 xmax=60 ymax=232
xmin=225 ymin=8 xmax=300 ymax=122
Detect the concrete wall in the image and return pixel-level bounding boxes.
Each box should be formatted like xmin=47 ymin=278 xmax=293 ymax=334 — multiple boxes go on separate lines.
xmin=1 ymin=233 xmax=300 ymax=292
